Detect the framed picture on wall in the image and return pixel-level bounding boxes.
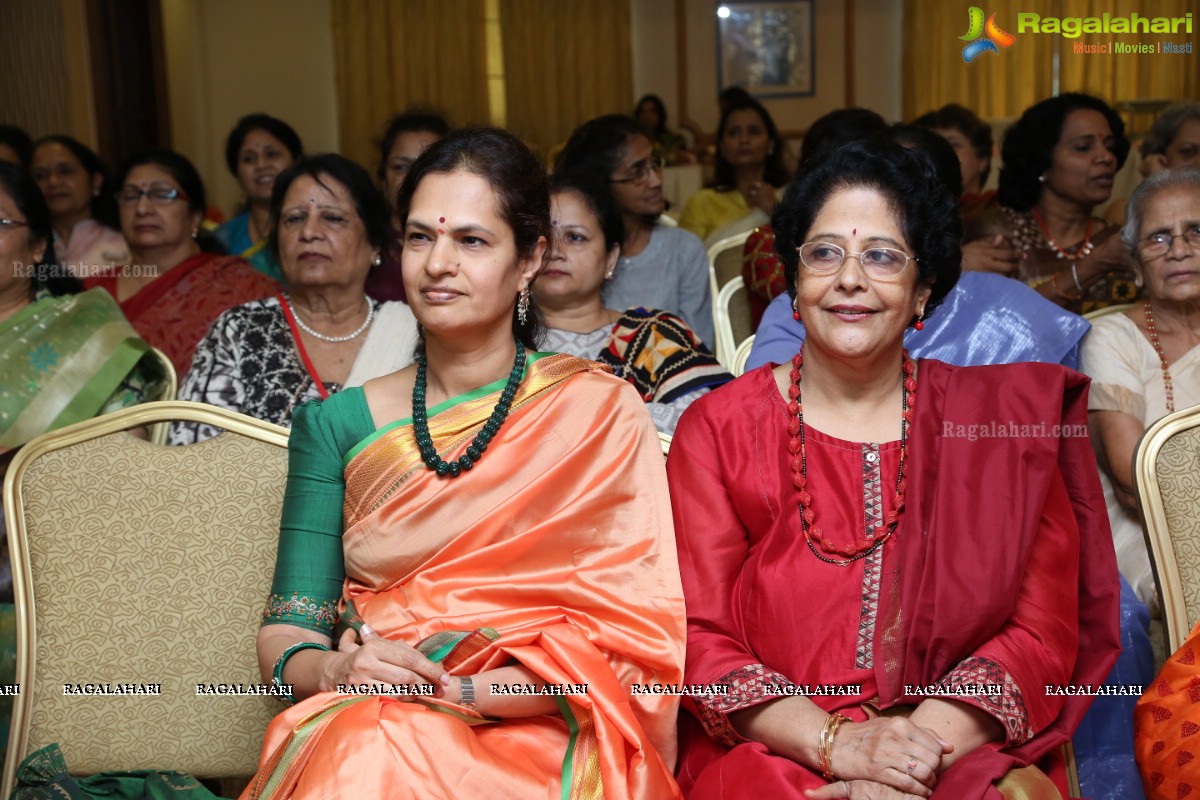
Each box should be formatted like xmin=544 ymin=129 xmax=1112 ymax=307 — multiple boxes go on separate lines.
xmin=716 ymin=0 xmax=815 ymax=98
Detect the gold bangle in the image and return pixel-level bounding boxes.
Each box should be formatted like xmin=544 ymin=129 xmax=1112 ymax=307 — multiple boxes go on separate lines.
xmin=818 ymin=712 xmax=850 ymax=780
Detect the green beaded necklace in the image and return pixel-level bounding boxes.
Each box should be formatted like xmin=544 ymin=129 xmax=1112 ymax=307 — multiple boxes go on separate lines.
xmin=412 ymin=337 xmax=526 ymax=478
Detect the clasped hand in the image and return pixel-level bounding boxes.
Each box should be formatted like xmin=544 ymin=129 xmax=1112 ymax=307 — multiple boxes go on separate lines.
xmin=804 ymin=717 xmax=952 ymax=800
xmin=326 ymin=624 xmax=451 ymax=698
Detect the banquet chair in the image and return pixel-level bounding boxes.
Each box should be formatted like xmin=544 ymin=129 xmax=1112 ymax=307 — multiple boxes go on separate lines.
xmin=713 ymin=276 xmax=755 ymax=369
xmin=1133 ymin=402 xmax=1200 ymax=653
xmin=1 ymin=401 xmax=290 ymax=797
xmin=658 ymin=432 xmax=672 ymax=456
xmin=145 ymin=346 xmax=178 ymax=445
xmin=731 ymin=335 xmax=756 ymax=377
xmin=706 ymin=231 xmax=752 ymax=314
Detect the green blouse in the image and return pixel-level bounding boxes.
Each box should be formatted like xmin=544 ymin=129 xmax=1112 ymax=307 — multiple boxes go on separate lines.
xmin=261 ymin=388 xmax=374 ymax=635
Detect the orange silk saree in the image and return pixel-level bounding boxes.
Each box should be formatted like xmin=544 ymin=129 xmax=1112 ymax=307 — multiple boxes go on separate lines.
xmin=242 ymin=354 xmax=685 ymax=800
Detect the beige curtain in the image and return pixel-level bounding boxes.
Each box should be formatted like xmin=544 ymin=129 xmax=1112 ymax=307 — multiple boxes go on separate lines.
xmin=500 ymin=0 xmax=633 ymax=163
xmin=903 ymin=0 xmax=1197 ymax=122
xmin=330 ymin=0 xmax=489 ymax=171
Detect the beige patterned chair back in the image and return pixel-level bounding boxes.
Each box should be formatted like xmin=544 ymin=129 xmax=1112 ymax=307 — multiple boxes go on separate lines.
xmin=1134 ymin=403 xmax=1200 ymax=653
xmin=1 ymin=401 xmax=290 ymax=796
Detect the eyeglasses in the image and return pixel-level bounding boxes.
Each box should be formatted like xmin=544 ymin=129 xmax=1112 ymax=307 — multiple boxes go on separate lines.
xmin=797 ymin=241 xmax=918 ymax=278
xmin=1139 ymin=224 xmax=1200 ymax=259
xmin=116 ymin=186 xmax=190 ymax=205
xmin=610 ymin=156 xmax=665 ymax=185
xmin=0 ymin=218 xmax=30 ymax=233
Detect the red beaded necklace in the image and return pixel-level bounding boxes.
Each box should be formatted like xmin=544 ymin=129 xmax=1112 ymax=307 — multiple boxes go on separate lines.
xmin=788 ymin=349 xmax=917 ymax=566
xmin=1031 ymin=208 xmax=1095 ymax=261
xmin=1143 ymin=302 xmax=1176 ymax=414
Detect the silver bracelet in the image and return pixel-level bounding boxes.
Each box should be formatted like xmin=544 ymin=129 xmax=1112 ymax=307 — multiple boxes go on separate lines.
xmin=1071 ymin=262 xmax=1084 ymax=295
xmin=459 ymin=676 xmax=477 ymax=711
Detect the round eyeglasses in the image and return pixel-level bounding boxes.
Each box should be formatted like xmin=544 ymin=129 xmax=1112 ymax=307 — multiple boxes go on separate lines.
xmin=609 ymin=156 xmax=665 ymax=186
xmin=1138 ymin=224 xmax=1200 ymax=260
xmin=796 ymin=241 xmax=918 ymax=279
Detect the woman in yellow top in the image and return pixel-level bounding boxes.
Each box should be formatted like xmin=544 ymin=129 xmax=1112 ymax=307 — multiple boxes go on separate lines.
xmin=678 ymin=96 xmax=789 ymax=245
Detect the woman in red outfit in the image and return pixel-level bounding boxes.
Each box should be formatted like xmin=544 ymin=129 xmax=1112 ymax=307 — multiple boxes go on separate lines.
xmin=668 ymin=140 xmax=1120 ymax=799
xmin=85 ymin=149 xmax=278 ymax=375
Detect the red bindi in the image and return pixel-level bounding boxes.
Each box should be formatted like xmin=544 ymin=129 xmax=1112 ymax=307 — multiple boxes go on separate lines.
xmin=439 ymin=217 xmax=446 ymax=223
xmin=852 ymin=228 xmax=856 ymax=236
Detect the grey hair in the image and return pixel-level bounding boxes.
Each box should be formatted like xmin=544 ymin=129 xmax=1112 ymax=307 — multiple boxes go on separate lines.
xmin=1140 ymin=103 xmax=1200 ymax=158
xmin=1122 ymin=166 xmax=1200 ymax=252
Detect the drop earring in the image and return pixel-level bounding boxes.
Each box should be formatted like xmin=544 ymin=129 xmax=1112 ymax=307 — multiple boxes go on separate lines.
xmin=913 ymin=311 xmax=925 ymax=331
xmin=517 ymin=286 xmax=530 ymax=325
xmin=792 ymin=298 xmax=800 ymax=322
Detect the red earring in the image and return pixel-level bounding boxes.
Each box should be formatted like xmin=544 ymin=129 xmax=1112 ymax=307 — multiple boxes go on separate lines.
xmin=792 ymin=303 xmax=801 ymax=321
xmin=913 ymin=314 xmax=925 ymax=331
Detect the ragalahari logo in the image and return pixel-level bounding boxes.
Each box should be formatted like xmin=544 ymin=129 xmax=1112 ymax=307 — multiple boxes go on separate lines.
xmin=960 ymin=7 xmax=1016 ymax=62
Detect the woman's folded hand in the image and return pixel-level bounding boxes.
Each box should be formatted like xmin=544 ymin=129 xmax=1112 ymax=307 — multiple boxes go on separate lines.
xmin=825 ymin=717 xmax=950 ymax=797
xmin=323 ymin=625 xmax=451 ymax=697
xmin=805 ymin=778 xmax=929 ymax=800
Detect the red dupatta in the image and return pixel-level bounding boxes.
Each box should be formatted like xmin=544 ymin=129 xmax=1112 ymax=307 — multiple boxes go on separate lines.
xmin=875 ymin=360 xmax=1121 ymax=798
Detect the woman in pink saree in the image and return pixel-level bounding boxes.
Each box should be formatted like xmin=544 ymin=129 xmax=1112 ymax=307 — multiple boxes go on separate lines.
xmin=241 ymin=128 xmax=684 ymax=799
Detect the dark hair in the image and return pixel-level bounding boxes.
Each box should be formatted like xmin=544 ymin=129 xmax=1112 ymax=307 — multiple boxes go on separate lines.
xmin=550 ymin=173 xmax=625 ymax=253
xmin=377 ymin=110 xmax=451 ymax=181
xmin=0 ymin=161 xmax=77 ymax=296
xmin=912 ymin=103 xmax=994 ymax=186
xmin=268 ymin=154 xmax=390 ymax=262
xmin=998 ymin=93 xmax=1130 ymax=211
xmin=32 ymin=135 xmax=119 ymax=228
xmin=713 ymin=97 xmax=789 ymax=190
xmin=223 ymin=114 xmax=303 ymax=176
xmin=1141 ymin=102 xmax=1200 ymax=158
xmin=888 ymin=124 xmax=964 ymax=199
xmin=396 ymin=127 xmax=551 ymax=351
xmin=718 ymin=86 xmax=753 ymax=114
xmin=0 ymin=125 xmax=34 ymax=169
xmin=553 ymin=114 xmax=645 ymax=181
xmin=773 ymin=139 xmax=961 ymax=320
xmin=634 ymin=94 xmax=668 ymax=139
xmin=115 ymin=149 xmax=219 ymax=252
xmin=798 ymin=108 xmax=889 ymax=169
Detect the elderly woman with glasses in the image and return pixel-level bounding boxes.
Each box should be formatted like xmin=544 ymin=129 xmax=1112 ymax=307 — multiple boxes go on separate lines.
xmin=1081 ymin=166 xmax=1200 ymax=612
xmin=555 ymin=115 xmax=714 ymax=347
xmin=669 ymin=140 xmax=1119 ymax=799
xmin=83 ymin=149 xmax=279 ymax=376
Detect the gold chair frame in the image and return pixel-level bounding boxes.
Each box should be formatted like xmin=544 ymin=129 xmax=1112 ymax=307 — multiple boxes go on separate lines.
xmin=1133 ymin=402 xmax=1200 ymax=653
xmin=1 ymin=401 xmax=289 ymax=797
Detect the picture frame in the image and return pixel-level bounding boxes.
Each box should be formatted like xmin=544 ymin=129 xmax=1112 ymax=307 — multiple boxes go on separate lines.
xmin=716 ymin=0 xmax=815 ymax=98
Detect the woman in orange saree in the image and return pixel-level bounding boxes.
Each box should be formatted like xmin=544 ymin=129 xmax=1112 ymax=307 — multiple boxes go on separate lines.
xmin=241 ymin=128 xmax=685 ymax=800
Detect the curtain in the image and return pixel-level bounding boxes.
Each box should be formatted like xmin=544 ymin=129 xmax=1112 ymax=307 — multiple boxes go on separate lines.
xmin=330 ymin=0 xmax=489 ymax=172
xmin=499 ymin=0 xmax=633 ymax=163
xmin=903 ymin=0 xmax=1198 ymax=123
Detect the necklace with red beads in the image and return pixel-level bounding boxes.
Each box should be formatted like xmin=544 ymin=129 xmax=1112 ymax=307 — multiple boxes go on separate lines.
xmin=788 ymin=349 xmax=917 ymax=566
xmin=1143 ymin=302 xmax=1176 ymax=414
xmin=1031 ymin=207 xmax=1095 ymax=261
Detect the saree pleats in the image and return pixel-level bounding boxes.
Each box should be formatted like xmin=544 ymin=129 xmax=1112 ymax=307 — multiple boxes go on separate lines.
xmin=243 ymin=354 xmax=684 ymax=799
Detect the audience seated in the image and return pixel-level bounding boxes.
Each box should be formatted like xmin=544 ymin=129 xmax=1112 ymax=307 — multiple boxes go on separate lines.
xmin=913 ymin=103 xmax=998 ymax=226
xmin=973 ymin=93 xmax=1139 ymax=313
xmin=1135 ymin=617 xmax=1200 ymax=800
xmin=678 ymin=96 xmax=788 ymax=245
xmin=31 ymin=135 xmax=129 ymax=275
xmin=742 ymin=108 xmax=887 ymax=325
xmin=669 ymin=138 xmax=1118 ymax=799
xmin=0 ymin=125 xmax=32 ymax=169
xmin=213 ymin=113 xmax=304 ymax=283
xmin=535 ymin=173 xmax=729 ymax=434
xmin=1081 ymin=166 xmax=1200 ymax=610
xmin=1104 ymin=102 xmax=1200 ymax=226
xmin=241 ymin=128 xmax=685 ymax=799
xmin=555 ymin=114 xmax=714 ymax=347
xmin=748 ymin=125 xmax=1089 ymax=371
xmin=369 ymin=109 xmax=449 ymax=302
xmin=84 ymin=149 xmax=279 ymax=376
xmin=170 ymin=154 xmax=417 ymax=444
xmin=634 ymin=94 xmax=694 ymax=166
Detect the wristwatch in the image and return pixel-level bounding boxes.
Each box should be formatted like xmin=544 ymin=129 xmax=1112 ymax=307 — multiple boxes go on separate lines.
xmin=459 ymin=676 xmax=477 ymax=711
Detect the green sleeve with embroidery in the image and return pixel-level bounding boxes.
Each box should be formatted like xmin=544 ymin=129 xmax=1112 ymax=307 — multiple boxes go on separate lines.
xmin=262 ymin=395 xmax=370 ymax=635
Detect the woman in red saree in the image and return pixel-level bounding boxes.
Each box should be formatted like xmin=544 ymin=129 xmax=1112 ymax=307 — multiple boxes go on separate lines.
xmin=668 ymin=140 xmax=1120 ymax=800
xmin=84 ymin=149 xmax=278 ymax=375
xmin=242 ymin=128 xmax=685 ymax=799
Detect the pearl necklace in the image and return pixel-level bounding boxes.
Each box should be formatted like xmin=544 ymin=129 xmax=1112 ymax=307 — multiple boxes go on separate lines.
xmin=286 ymin=295 xmax=375 ymax=342
xmin=1144 ymin=302 xmax=1176 ymax=414
xmin=1032 ymin=208 xmax=1095 ymax=261
xmin=789 ymin=350 xmax=916 ymax=566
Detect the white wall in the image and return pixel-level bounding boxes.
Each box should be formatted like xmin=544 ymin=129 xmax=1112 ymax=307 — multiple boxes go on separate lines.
xmin=161 ymin=0 xmax=340 ymax=215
